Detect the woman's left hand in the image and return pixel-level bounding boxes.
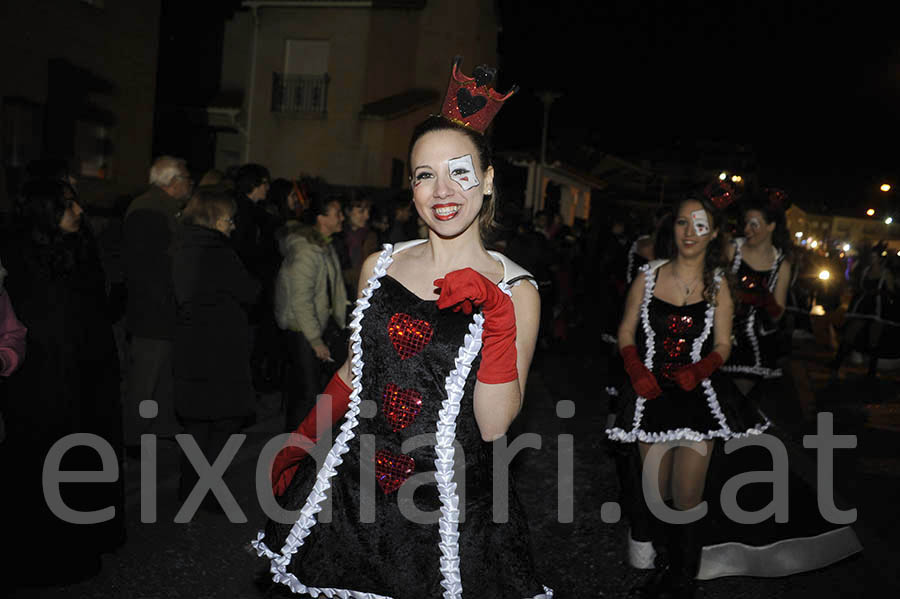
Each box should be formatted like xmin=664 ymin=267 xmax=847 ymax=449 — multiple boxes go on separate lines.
xmin=672 ymin=351 xmax=724 ymax=391
xmin=434 ymin=268 xmax=518 ymax=384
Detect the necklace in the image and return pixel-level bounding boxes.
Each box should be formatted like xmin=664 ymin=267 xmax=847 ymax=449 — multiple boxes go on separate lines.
xmin=672 ymin=268 xmax=701 ymax=298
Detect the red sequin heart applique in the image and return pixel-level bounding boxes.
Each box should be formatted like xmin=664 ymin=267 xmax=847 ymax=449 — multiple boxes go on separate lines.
xmin=666 ymin=315 xmax=694 ymax=334
xmin=375 ymin=449 xmax=415 ymax=494
xmin=382 ymin=383 xmax=423 ymax=431
xmin=387 ymin=313 xmax=434 ymax=360
xmin=663 ymin=337 xmax=689 ymax=359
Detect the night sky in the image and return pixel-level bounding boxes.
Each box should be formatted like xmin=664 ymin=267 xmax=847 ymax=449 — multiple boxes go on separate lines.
xmin=156 ymin=2 xmax=900 ymax=213
xmin=495 ymin=2 xmax=900 ymax=212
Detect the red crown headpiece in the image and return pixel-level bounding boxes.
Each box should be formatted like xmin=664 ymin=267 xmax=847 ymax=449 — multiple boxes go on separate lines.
xmin=703 ymin=180 xmax=737 ymax=210
xmin=764 ymin=187 xmax=788 ymax=211
xmin=440 ymin=56 xmax=517 ymax=134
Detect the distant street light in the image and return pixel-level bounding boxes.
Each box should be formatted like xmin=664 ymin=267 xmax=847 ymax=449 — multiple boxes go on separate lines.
xmin=886 ymin=217 xmax=894 ymax=225
xmin=881 ymin=183 xmax=892 ymax=192
xmin=795 ymin=231 xmax=803 ymax=238
xmin=843 ymin=243 xmax=851 ymax=251
xmin=719 ymin=172 xmax=727 ymax=181
xmin=867 ymin=208 xmax=876 ymax=216
xmin=731 ymin=175 xmax=742 ymax=183
xmin=818 ymin=270 xmax=831 ymax=281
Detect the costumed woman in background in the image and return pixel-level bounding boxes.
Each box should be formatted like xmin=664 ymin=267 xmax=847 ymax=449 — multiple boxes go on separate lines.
xmin=254 ymin=58 xmax=551 ymax=598
xmin=700 ymin=188 xmax=862 ymax=582
xmin=607 ymin=194 xmax=768 ymax=598
xmin=721 ymin=189 xmax=792 ymax=398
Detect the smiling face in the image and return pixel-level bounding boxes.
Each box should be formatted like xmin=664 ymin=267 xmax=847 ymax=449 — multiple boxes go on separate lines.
xmin=743 ymin=209 xmax=775 ymax=247
xmin=410 ymin=128 xmax=494 ymax=239
xmin=674 ymin=199 xmax=717 ymax=258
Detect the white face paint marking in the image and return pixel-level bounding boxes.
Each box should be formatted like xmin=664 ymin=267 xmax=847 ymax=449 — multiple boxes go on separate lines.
xmin=747 ymin=216 xmax=761 ymax=232
xmin=690 ymin=209 xmax=710 ymax=236
xmin=448 ymin=154 xmax=479 ymax=191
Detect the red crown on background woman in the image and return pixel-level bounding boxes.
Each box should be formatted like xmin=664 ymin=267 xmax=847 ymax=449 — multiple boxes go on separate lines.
xmin=764 ymin=187 xmax=788 ymax=211
xmin=440 ymin=56 xmax=517 ymax=133
xmin=703 ymin=180 xmax=737 ymax=210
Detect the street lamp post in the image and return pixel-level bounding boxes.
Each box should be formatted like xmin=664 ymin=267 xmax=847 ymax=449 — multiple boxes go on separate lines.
xmin=534 ymin=91 xmax=561 ymax=215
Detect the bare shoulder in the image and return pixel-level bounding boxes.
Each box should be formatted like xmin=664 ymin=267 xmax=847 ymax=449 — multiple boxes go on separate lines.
xmin=635 ymin=236 xmax=655 ymax=260
xmin=510 ymin=278 xmax=540 ymax=311
xmin=777 ymin=259 xmax=792 ymax=275
xmin=631 ymin=268 xmax=648 ymax=288
xmin=359 ymin=251 xmax=383 ymax=280
xmin=715 ymin=273 xmax=733 ymax=304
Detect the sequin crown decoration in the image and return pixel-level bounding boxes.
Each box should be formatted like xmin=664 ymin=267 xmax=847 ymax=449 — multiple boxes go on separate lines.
xmin=764 ymin=187 xmax=789 ymax=212
xmin=440 ymin=56 xmax=517 ymax=134
xmin=703 ymin=180 xmax=737 ymax=210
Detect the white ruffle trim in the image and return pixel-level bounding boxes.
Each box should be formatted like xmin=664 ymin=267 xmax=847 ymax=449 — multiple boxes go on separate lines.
xmin=730 ymin=238 xmax=744 ymax=274
xmin=433 ymin=311 xmax=483 ymax=599
xmin=721 ymin=364 xmax=783 ymax=378
xmin=607 ymin=267 xmax=771 ymax=443
xmin=252 ymin=243 xmax=553 ymax=598
xmin=626 ymin=239 xmax=639 ymax=284
xmin=252 ymin=244 xmax=394 ymax=596
xmin=727 ymin=241 xmax=785 ymax=378
xmin=722 ymin=311 xmax=783 ymax=379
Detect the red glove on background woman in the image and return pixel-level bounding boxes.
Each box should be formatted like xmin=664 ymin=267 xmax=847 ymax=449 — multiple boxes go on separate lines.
xmin=271 ymin=372 xmax=352 ymax=496
xmin=672 ymin=351 xmax=724 ymax=392
xmin=434 ymin=267 xmax=518 ymax=384
xmin=621 ymin=344 xmax=662 ymax=399
xmin=740 ymin=289 xmax=783 ymax=320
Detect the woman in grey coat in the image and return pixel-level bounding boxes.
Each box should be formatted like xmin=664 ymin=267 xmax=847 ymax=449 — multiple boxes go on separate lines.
xmin=274 ymin=192 xmax=347 ymax=431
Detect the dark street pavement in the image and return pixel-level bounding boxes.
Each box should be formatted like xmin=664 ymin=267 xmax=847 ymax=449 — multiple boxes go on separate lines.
xmin=9 ymin=330 xmax=900 ymax=598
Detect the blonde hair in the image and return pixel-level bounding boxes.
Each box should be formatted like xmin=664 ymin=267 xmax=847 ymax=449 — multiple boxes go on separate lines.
xmin=181 ymin=186 xmax=235 ymax=229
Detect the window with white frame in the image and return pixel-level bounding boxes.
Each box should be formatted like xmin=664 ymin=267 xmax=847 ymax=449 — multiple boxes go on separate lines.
xmin=272 ymin=40 xmax=330 ymax=114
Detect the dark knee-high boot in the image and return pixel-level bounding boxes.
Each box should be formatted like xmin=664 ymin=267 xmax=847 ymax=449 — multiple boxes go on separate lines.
xmin=631 ymin=502 xmax=674 ymax=598
xmin=867 ymin=348 xmax=880 ymax=378
xmin=828 ymin=342 xmax=849 ymax=370
xmin=656 ymin=517 xmax=702 ymax=599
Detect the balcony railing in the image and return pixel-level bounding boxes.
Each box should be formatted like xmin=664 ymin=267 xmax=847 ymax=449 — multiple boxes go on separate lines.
xmin=272 ymin=73 xmax=330 ymax=114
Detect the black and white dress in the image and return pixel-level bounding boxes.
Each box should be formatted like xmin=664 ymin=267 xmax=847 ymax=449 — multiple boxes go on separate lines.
xmin=722 ymin=238 xmax=785 ymax=379
xmin=606 ymin=260 xmax=769 ymax=444
xmin=252 ymin=240 xmax=552 ymax=599
xmin=606 ymin=261 xmax=862 ymax=579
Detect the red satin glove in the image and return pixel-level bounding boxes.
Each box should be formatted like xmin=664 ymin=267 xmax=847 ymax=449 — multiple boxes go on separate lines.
xmin=672 ymin=351 xmax=724 ymax=392
xmin=434 ymin=267 xmax=518 ymax=384
xmin=740 ymin=290 xmax=783 ymax=320
xmin=271 ymin=372 xmax=352 ymax=496
xmin=621 ymin=345 xmax=662 ymax=399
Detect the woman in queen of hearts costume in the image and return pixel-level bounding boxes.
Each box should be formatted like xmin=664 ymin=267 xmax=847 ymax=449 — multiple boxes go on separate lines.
xmin=721 ymin=189 xmax=793 ymax=396
xmin=253 ymin=57 xmax=552 ymax=598
xmin=607 ymin=194 xmax=769 ymax=598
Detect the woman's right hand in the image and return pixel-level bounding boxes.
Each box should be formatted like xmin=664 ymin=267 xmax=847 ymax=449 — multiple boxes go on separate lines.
xmin=620 ymin=344 xmax=662 ymax=399
xmin=313 ymin=342 xmax=332 ymax=361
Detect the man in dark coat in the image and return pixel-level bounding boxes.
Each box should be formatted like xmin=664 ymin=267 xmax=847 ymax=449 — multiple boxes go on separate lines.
xmin=232 ymin=164 xmax=284 ymax=393
xmin=122 ymin=156 xmax=192 ymax=449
